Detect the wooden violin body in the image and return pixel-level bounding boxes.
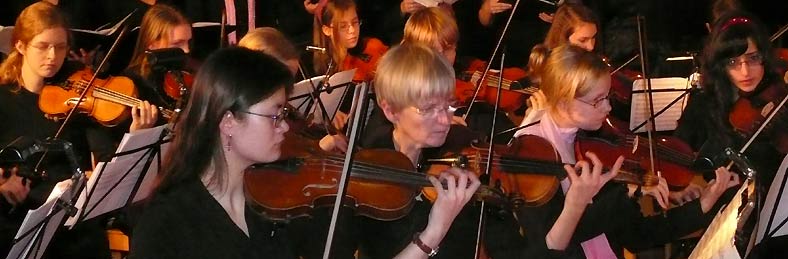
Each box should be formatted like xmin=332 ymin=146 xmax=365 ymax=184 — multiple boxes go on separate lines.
xmin=426 ymin=135 xmax=656 ymax=208
xmin=729 ymin=82 xmax=788 ymax=154
xmin=344 ymin=38 xmax=388 ymax=82
xmin=39 ymin=69 xmax=175 ymax=126
xmin=578 ymin=117 xmax=699 ymax=190
xmin=455 ymin=59 xmax=531 ymax=113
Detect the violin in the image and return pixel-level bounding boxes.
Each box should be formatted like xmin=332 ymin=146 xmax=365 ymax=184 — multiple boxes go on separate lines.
xmin=161 ymin=70 xmax=194 ymax=100
xmin=38 ymin=68 xmax=175 ymax=126
xmin=426 ymin=134 xmax=658 ymax=207
xmin=728 ymin=82 xmax=788 ymax=154
xmin=244 ymin=134 xmax=502 ymax=221
xmin=343 ymin=38 xmax=388 ymax=82
xmin=578 ymin=117 xmax=700 ymax=190
xmin=455 ymin=59 xmax=533 ymax=113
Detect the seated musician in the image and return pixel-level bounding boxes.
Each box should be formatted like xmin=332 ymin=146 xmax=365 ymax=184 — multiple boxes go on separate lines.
xmin=311 ymin=0 xmax=389 ymax=130
xmin=285 ymin=43 xmax=481 ymax=259
xmin=674 ymin=11 xmax=787 ymax=254
xmin=129 ymin=46 xmax=479 ymax=259
xmin=488 ymin=45 xmax=740 ymax=258
xmin=0 ymin=2 xmax=154 ymax=258
xmin=124 ymin=4 xmax=191 ymax=121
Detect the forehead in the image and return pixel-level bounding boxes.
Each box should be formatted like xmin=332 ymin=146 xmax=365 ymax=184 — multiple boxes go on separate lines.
xmin=335 ymin=8 xmax=358 ymax=22
xmin=572 ymin=22 xmax=597 ymax=37
xmin=30 ymin=28 xmax=68 ymax=43
xmin=170 ymin=24 xmax=192 ymax=39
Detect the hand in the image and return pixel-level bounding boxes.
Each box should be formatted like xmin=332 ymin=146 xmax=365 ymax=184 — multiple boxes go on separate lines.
xmin=304 ymin=0 xmax=319 ymax=14
xmin=0 ymin=168 xmax=31 ymax=206
xmin=332 ymin=111 xmax=349 ymax=131
xmin=400 ymin=0 xmax=426 ymax=14
xmin=538 ymin=12 xmax=554 ymax=23
xmin=68 ymin=46 xmax=100 ymax=68
xmin=526 ymin=90 xmax=546 ymax=112
xmin=129 ymin=101 xmax=159 ymax=132
xmin=563 ymin=152 xmax=623 ymax=208
xmin=641 ymin=176 xmax=670 ymax=209
xmin=450 ymin=115 xmax=467 ymax=126
xmin=481 ymin=0 xmax=513 ymax=15
xmin=699 ymin=167 xmax=740 ymax=213
xmin=318 ymin=133 xmax=349 ymax=153
xmin=668 ymin=182 xmax=703 ymax=206
xmin=424 ymin=168 xmax=481 ymax=240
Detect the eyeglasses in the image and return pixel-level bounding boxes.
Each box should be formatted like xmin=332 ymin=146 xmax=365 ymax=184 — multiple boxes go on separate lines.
xmin=238 ymin=107 xmax=289 ymax=128
xmin=575 ymin=95 xmax=610 ymax=109
xmin=333 ymin=20 xmax=362 ymax=32
xmin=29 ymin=42 xmax=69 ymax=53
xmin=412 ymin=103 xmax=457 ymax=119
xmin=726 ymin=52 xmax=763 ymax=70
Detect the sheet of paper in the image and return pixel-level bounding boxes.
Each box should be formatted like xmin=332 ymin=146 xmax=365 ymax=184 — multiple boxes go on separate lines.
xmin=289 ymin=69 xmax=356 ymax=124
xmin=114 ymin=125 xmax=168 ymax=162
xmin=629 ymin=77 xmax=692 ymax=132
xmin=0 ymin=26 xmax=13 ymax=54
xmin=6 ymin=184 xmax=72 ymax=259
xmin=689 ymin=181 xmax=748 ymax=259
xmin=754 ymin=154 xmax=788 ymax=244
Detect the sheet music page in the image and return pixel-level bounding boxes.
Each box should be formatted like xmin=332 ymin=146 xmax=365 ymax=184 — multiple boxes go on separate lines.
xmin=629 ymin=77 xmax=691 ymax=132
xmin=754 ymin=154 xmax=788 ymax=244
xmin=114 ymin=125 xmax=168 ymax=162
xmin=289 ymin=69 xmax=356 ymax=124
xmin=65 ymin=153 xmax=152 ymax=226
xmin=132 ymin=141 xmax=171 ymax=203
xmin=70 ymin=11 xmax=136 ymax=35
xmin=6 ymin=183 xmax=72 ymax=259
xmin=689 ymin=181 xmax=748 ymax=259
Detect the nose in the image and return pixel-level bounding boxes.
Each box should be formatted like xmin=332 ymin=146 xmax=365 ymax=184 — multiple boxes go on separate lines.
xmin=581 ymin=41 xmax=595 ymax=52
xmin=180 ymin=45 xmax=190 ymax=54
xmin=46 ymin=46 xmax=57 ymax=59
xmin=600 ymin=98 xmax=612 ymax=114
xmin=436 ymin=111 xmax=451 ymax=126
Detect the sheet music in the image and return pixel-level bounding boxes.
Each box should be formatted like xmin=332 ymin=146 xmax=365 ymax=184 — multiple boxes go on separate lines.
xmin=289 ymin=69 xmax=356 ymax=124
xmin=629 ymin=77 xmax=691 ymax=132
xmin=132 ymin=141 xmax=171 ymax=203
xmin=754 ymin=154 xmax=788 ymax=244
xmin=70 ymin=11 xmax=136 ymax=36
xmin=114 ymin=125 xmax=168 ymax=161
xmin=64 ymin=125 xmax=168 ymax=226
xmin=689 ymin=181 xmax=749 ymax=259
xmin=6 ymin=182 xmax=72 ymax=259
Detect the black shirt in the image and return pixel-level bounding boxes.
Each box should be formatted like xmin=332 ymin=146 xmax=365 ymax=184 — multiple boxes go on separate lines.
xmin=130 ymin=179 xmax=295 ymax=259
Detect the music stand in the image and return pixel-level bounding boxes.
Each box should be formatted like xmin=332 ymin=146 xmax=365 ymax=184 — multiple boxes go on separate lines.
xmin=628 ymin=77 xmax=692 ymax=132
xmin=65 ymin=125 xmax=170 ymax=227
xmin=748 ymin=153 xmax=788 ymax=256
xmin=288 ymin=69 xmax=356 ymax=125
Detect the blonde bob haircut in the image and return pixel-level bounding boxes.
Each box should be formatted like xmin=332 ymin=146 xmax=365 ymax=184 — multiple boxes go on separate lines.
xmin=402 ymin=7 xmax=458 ymax=52
xmin=375 ymin=43 xmax=454 ymax=111
xmin=540 ymin=45 xmax=609 ymax=112
xmin=239 ymin=27 xmax=299 ymax=64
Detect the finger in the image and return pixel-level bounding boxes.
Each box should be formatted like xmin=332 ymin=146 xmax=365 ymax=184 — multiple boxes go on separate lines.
xmin=584 ymin=152 xmax=604 ymax=177
xmin=427 ymin=175 xmax=443 ymax=194
xmin=564 ymin=164 xmax=580 ymax=183
xmin=131 ymin=105 xmax=140 ymax=120
xmin=602 ymin=156 xmax=624 ymax=183
xmin=441 ymin=172 xmax=457 ymax=196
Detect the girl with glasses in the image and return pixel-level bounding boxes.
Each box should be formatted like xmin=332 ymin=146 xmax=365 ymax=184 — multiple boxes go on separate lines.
xmin=493 ymin=45 xmax=740 ymax=258
xmin=674 ymin=11 xmax=787 ymax=255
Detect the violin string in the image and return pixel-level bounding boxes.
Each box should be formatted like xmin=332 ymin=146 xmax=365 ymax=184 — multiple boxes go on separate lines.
xmin=73 ymin=80 xmax=174 ymax=117
xmin=628 ymin=136 xmax=695 ymax=165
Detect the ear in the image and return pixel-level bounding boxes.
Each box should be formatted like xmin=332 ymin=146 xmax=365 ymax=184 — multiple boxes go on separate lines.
xmin=378 ymin=99 xmax=400 ymax=124
xmin=219 ymin=111 xmax=238 ymax=137
xmin=321 ymin=25 xmax=333 ymax=38
xmin=15 ymin=41 xmax=25 ymax=56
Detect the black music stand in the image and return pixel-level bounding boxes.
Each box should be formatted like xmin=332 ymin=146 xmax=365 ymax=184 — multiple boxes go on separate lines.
xmin=748 ymin=154 xmax=788 ymax=257
xmin=288 ymin=69 xmax=357 ymax=125
xmin=65 ymin=125 xmax=171 ymax=227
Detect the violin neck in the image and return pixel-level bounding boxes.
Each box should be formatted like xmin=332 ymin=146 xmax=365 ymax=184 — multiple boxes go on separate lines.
xmin=74 ymin=80 xmax=175 ymax=119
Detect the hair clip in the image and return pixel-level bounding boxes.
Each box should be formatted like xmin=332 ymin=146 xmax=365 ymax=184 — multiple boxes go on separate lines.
xmin=721 ymin=17 xmax=750 ymax=31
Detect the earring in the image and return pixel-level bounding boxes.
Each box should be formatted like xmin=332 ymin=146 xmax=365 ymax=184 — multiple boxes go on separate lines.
xmin=225 ymin=134 xmax=232 ymax=151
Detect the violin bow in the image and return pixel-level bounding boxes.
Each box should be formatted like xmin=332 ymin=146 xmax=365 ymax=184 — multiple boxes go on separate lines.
xmin=461 ymin=0 xmax=523 ymax=120
xmin=635 ymin=15 xmax=661 ymax=181
xmin=321 ymin=83 xmax=370 ymax=259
